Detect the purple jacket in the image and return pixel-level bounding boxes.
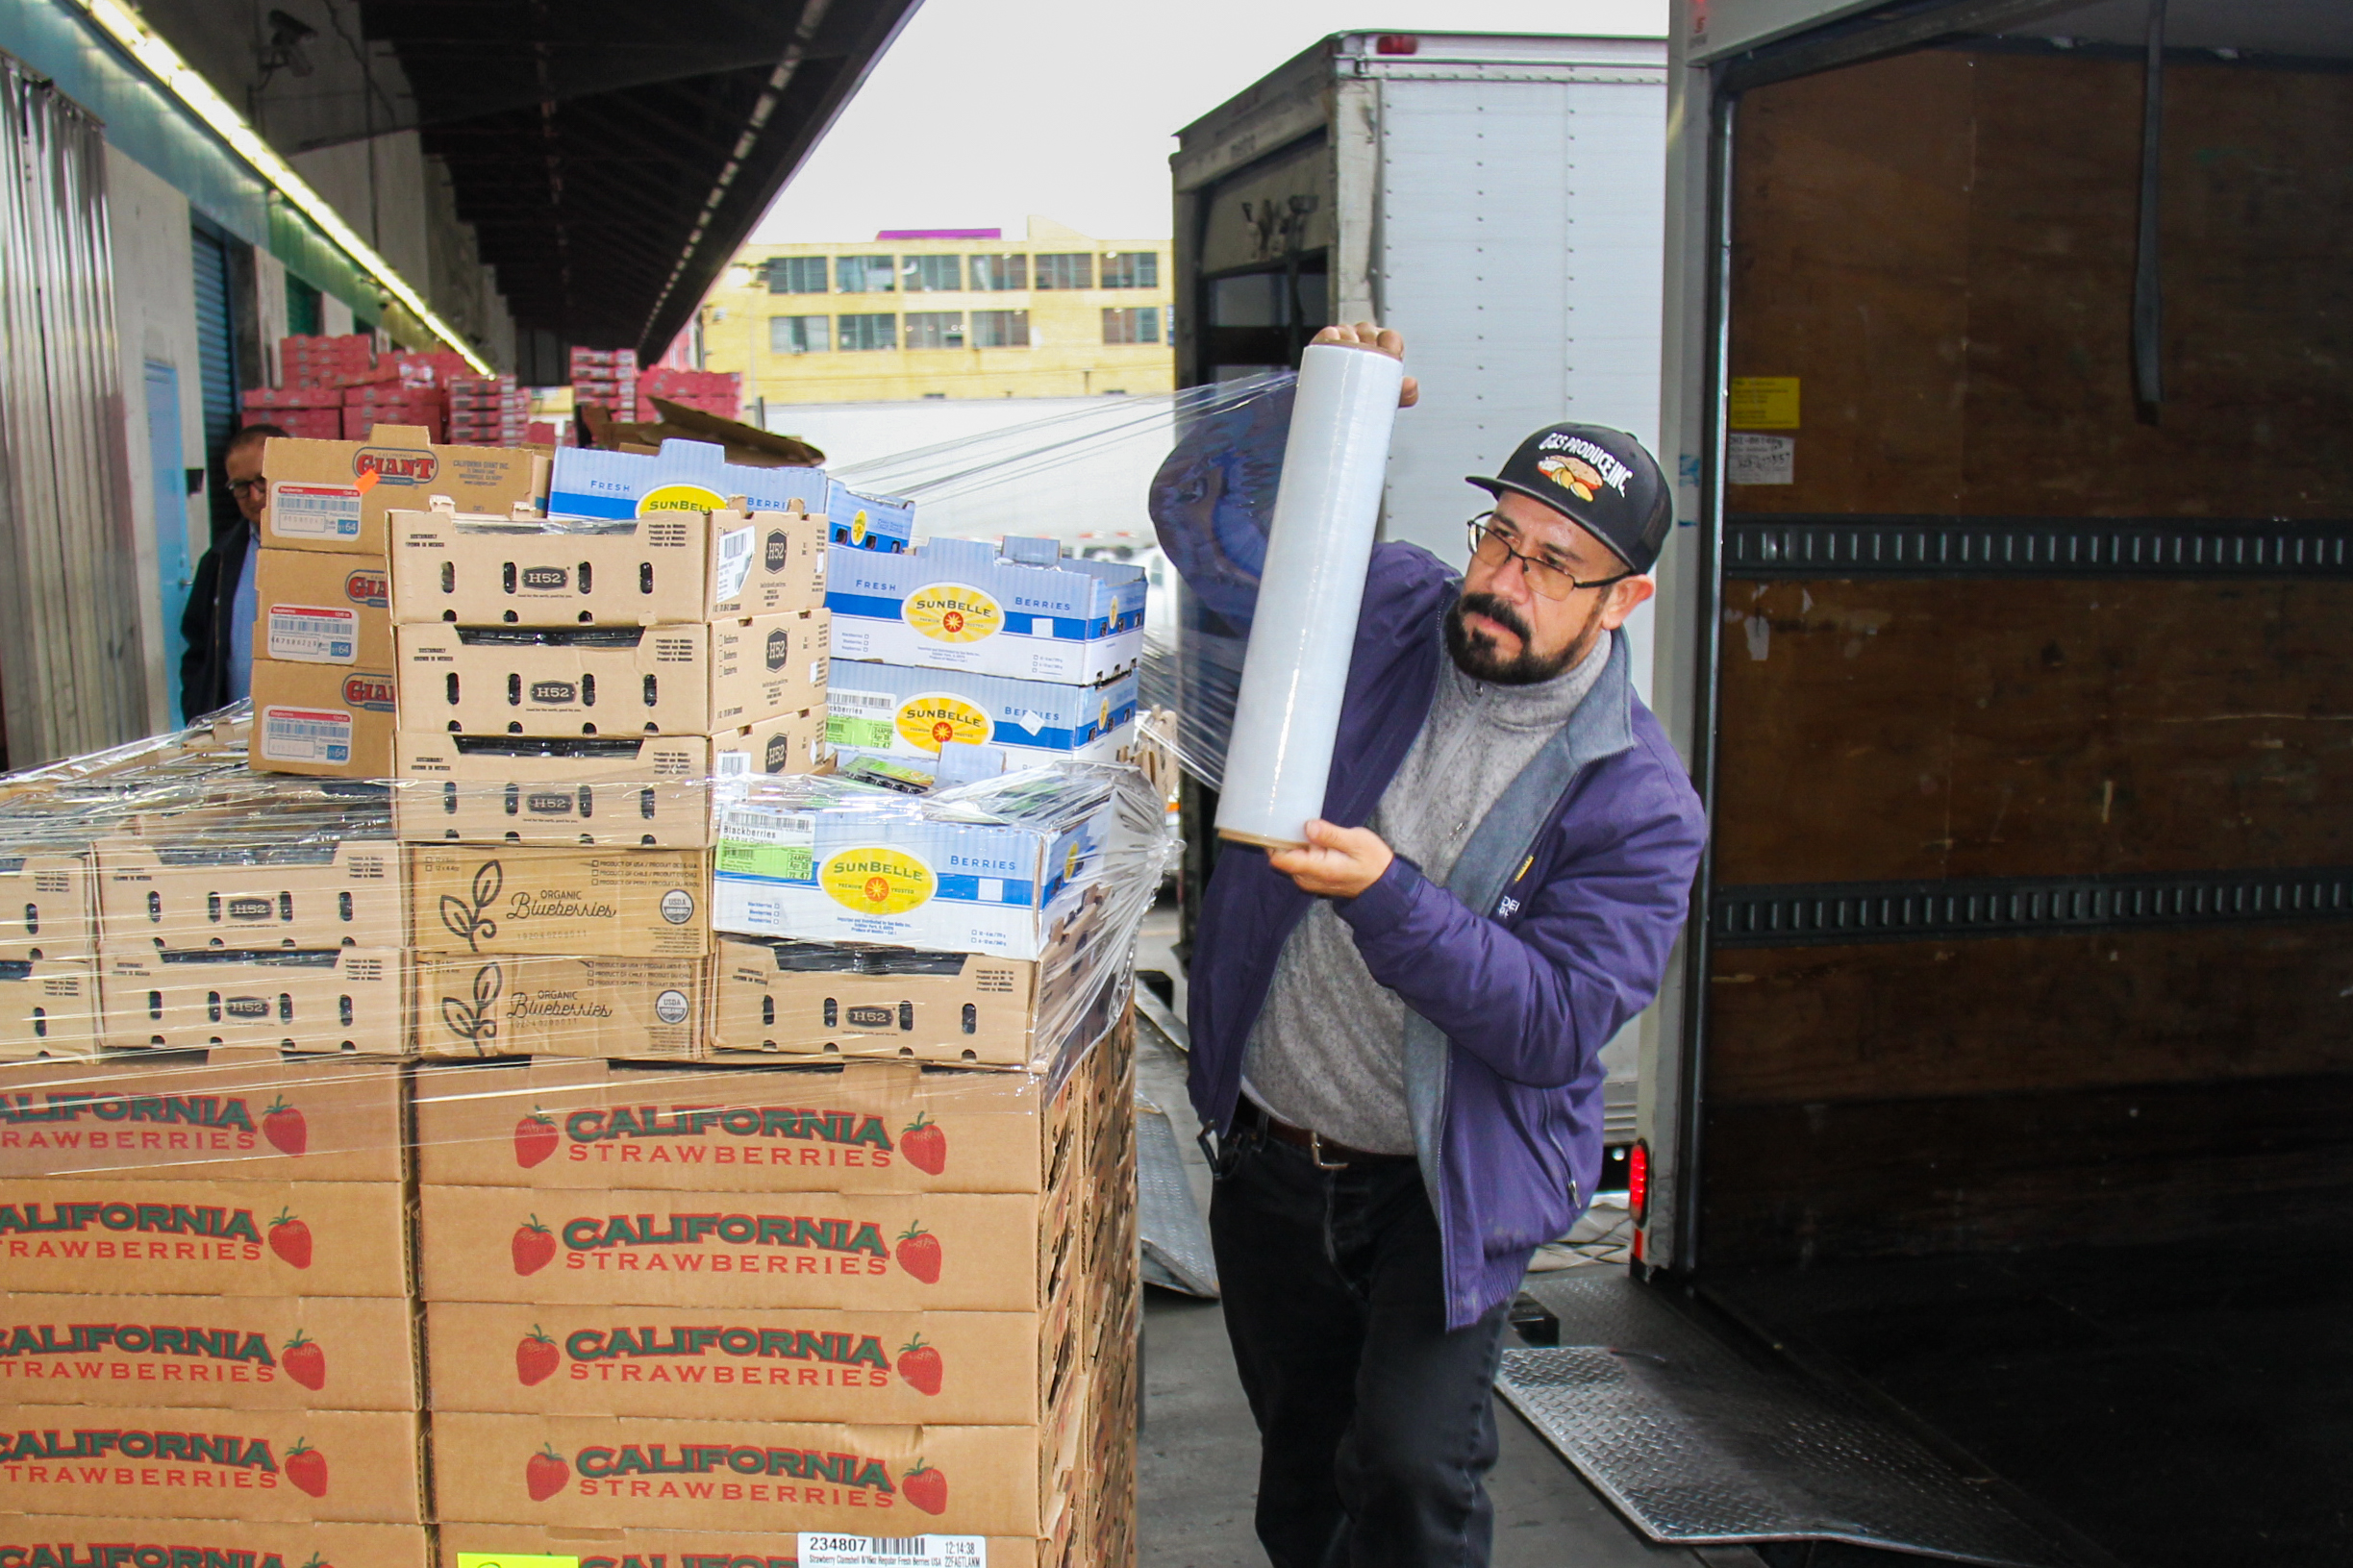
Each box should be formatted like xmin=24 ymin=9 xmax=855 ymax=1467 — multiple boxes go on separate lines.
xmin=1189 ymin=542 xmax=1708 ymax=1329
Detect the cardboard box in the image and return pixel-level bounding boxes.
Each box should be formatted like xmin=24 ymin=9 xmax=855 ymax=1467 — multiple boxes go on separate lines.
xmin=253 ymin=548 xmax=393 ymax=667
xmin=0 ymin=1516 xmax=431 ymax=1568
xmin=97 ymin=949 xmax=405 ymax=1057
xmin=434 ymin=1522 xmax=1056 ymax=1568
xmin=546 ymin=440 xmax=824 ymax=524
xmin=0 ymin=1405 xmax=423 ymax=1523
xmin=0 ymin=1053 xmax=406 ymax=1183
xmin=389 ymin=502 xmax=827 ymax=624
xmin=262 ymin=425 xmax=547 ymax=557
xmin=427 ymin=1407 xmax=1077 ymax=1537
xmin=412 ymin=1058 xmax=1082 ymax=1195
xmin=405 ymin=846 xmax=711 ymax=958
xmin=414 ymin=1184 xmax=1074 ymax=1313
xmin=0 ymin=850 xmax=95 ymax=960
xmin=95 ymin=835 xmax=402 ymax=951
xmin=0 ymin=961 xmax=99 ymax=1061
xmin=395 ymin=612 xmax=826 ymax=737
xmin=422 ymin=1299 xmax=1078 ymax=1427
xmin=712 ymin=773 xmax=1123 ymax=962
xmin=826 ymin=537 xmax=1142 ymax=685
xmin=0 ymin=1293 xmax=419 ymax=1410
xmin=388 ymin=711 xmax=823 ymax=851
xmin=0 ymin=1179 xmax=410 ymax=1297
xmin=249 ymin=660 xmax=397 ymax=779
xmin=410 ymin=956 xmax=705 ymax=1059
xmin=708 ymin=938 xmax=1039 ymax=1068
xmin=826 ymin=664 xmax=1138 ymax=772
xmin=822 ymin=478 xmax=915 ymax=554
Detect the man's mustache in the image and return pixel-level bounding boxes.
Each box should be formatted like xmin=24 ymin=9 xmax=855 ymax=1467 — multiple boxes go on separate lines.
xmin=1457 ymin=592 xmax=1532 ymax=644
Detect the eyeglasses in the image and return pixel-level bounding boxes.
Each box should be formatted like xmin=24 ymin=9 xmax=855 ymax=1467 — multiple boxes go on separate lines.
xmin=228 ymin=478 xmax=267 ymax=497
xmin=1465 ymin=514 xmax=1630 ymax=600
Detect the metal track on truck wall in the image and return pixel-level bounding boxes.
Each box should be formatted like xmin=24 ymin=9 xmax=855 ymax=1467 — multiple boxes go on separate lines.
xmin=1496 ymin=1273 xmax=2108 ymax=1568
xmin=1136 ymin=1103 xmax=1219 ymax=1298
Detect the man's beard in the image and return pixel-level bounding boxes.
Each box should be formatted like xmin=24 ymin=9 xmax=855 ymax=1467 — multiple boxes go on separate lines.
xmin=1443 ymin=591 xmax=1604 ymax=684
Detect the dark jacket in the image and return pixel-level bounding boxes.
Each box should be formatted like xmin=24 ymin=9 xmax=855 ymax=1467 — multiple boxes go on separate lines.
xmin=1187 ymin=542 xmax=1708 ymax=1328
xmin=179 ymin=515 xmax=251 ymax=720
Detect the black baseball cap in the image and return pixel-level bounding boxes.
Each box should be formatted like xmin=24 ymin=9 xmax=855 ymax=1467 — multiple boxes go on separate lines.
xmin=1467 ymin=422 xmax=1672 ymax=573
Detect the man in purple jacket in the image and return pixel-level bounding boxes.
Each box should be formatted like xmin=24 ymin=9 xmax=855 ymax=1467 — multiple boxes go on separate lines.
xmin=1180 ymin=325 xmax=1707 ymax=1568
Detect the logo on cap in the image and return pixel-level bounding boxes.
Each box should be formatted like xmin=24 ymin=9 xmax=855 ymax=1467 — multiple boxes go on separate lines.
xmin=1535 ymin=436 xmax=1633 ymax=499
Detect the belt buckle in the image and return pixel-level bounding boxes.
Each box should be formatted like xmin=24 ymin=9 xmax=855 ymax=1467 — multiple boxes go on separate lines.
xmin=1307 ymin=1129 xmax=1349 ymax=1172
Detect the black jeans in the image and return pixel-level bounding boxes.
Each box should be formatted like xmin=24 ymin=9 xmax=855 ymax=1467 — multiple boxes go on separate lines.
xmin=1209 ymin=1124 xmax=1511 ymax=1568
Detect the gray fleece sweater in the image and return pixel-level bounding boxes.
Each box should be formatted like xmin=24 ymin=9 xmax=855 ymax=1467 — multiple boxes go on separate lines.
xmin=1239 ymin=633 xmax=1609 ymax=1153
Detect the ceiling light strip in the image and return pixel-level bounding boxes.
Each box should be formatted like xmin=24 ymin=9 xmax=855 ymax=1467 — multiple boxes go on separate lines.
xmin=70 ymin=0 xmax=492 ymax=373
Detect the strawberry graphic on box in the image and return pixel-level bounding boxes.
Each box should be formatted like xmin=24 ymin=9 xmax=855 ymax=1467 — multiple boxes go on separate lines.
xmin=900 ymin=1112 xmax=947 ymax=1176
xmin=895 ymin=1333 xmax=942 ymax=1396
xmin=281 ymin=1330 xmax=326 ymax=1391
xmin=901 ymin=1459 xmax=947 ymax=1516
xmin=285 ymin=1439 xmax=329 ymax=1497
xmin=515 ymin=1325 xmax=560 ymax=1386
xmin=513 ymin=1110 xmax=559 ymax=1169
xmin=262 ymin=1096 xmax=309 ymax=1157
xmin=894 ymin=1222 xmax=941 ymax=1284
xmin=269 ymin=1208 xmax=313 ymax=1269
xmin=513 ymin=1214 xmax=556 ymax=1275
xmin=526 ymin=1443 xmax=569 ymax=1501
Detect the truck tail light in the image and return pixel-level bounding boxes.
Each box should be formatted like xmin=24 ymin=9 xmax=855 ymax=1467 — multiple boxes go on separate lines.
xmin=1376 ymin=34 xmax=1418 ymax=55
xmin=1628 ymin=1138 xmax=1650 ymax=1227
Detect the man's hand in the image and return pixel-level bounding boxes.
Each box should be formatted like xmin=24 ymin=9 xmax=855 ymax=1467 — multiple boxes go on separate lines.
xmin=1267 ymin=819 xmax=1396 ymax=899
xmin=1311 ymin=322 xmax=1419 ymax=408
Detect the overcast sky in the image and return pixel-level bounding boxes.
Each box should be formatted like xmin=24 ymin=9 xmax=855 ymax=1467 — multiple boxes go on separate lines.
xmin=751 ymin=0 xmax=1667 ymax=244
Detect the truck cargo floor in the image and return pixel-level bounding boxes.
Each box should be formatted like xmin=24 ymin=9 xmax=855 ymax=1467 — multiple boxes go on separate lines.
xmin=1498 ymin=1273 xmax=2100 ymax=1568
xmin=1705 ymin=1232 xmax=2353 ymax=1568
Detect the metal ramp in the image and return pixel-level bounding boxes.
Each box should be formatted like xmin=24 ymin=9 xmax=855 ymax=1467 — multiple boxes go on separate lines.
xmin=1135 ymin=1101 xmax=1218 ymax=1297
xmin=1497 ymin=1273 xmax=2114 ymax=1568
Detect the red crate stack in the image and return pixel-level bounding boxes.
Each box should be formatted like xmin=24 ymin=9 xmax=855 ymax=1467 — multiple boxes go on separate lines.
xmin=241 ymin=385 xmax=344 ymax=440
xmin=446 ymin=374 xmax=528 ymax=446
xmin=342 ymin=378 xmax=448 ymax=440
xmin=280 ymin=333 xmax=375 ymax=387
xmin=567 ymin=345 xmax=638 ymax=413
xmin=635 ymin=366 xmax=740 ymax=422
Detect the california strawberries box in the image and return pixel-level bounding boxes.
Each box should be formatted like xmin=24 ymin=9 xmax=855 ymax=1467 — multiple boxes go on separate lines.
xmin=0 ymin=1180 xmax=410 ymax=1297
xmin=427 ymin=1407 xmax=1079 ymax=1536
xmin=413 ymin=1185 xmax=1074 ymax=1313
xmin=411 ymin=1058 xmax=1082 ymax=1194
xmin=0 ymin=1053 xmax=405 ymax=1182
xmin=0 ymin=1405 xmax=423 ymax=1522
xmin=433 ymin=1522 xmax=1057 ymax=1568
xmin=0 ymin=1293 xmax=418 ymax=1410
xmin=0 ymin=1515 xmax=431 ymax=1568
xmin=421 ymin=1300 xmax=1077 ymax=1427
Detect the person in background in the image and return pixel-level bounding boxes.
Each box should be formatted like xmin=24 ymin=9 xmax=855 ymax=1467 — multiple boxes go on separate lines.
xmin=1164 ymin=324 xmax=1706 ymax=1568
xmin=179 ymin=422 xmax=287 ymax=717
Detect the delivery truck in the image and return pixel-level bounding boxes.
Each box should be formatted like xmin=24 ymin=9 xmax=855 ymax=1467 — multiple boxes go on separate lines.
xmin=1594 ymin=1 xmax=2353 ymax=1562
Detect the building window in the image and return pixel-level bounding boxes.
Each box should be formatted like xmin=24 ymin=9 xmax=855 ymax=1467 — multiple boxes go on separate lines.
xmin=1101 ymin=252 xmax=1159 ymax=289
xmin=1102 ymin=307 xmax=1161 ymax=345
xmin=838 ymin=313 xmax=897 ymax=351
xmin=969 ymin=254 xmax=1028 ymax=291
xmin=837 ymin=256 xmax=895 ymax=293
xmin=904 ymin=311 xmax=965 ymax=350
xmin=902 ymin=255 xmax=962 ymax=292
xmin=1034 ymin=253 xmax=1093 ymax=289
xmin=769 ymin=314 xmax=829 ymax=354
xmin=765 ymin=256 xmax=828 ymax=293
xmin=971 ymin=311 xmax=1031 ymax=348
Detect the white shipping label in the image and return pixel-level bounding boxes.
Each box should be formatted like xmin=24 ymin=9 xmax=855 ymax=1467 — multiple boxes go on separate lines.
xmin=269 ymin=481 xmax=365 ymax=538
xmin=260 ymin=705 xmax=353 ymax=764
xmin=1727 ymin=433 xmax=1795 ymax=485
xmin=713 ymin=525 xmax=755 ymax=602
xmin=797 ymin=1537 xmax=983 ymax=1568
xmin=266 ymin=603 xmax=360 ymax=663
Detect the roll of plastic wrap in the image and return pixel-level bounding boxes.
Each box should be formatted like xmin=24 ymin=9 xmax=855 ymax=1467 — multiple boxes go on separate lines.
xmin=1214 ymin=343 xmax=1405 ymax=847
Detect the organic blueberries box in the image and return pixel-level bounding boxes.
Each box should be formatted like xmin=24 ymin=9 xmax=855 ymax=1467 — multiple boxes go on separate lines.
xmin=826 ymin=536 xmax=1143 ymax=685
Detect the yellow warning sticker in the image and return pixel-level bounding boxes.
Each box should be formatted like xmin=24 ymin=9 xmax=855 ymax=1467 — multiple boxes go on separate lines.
xmin=1728 ymin=377 xmax=1800 ymax=430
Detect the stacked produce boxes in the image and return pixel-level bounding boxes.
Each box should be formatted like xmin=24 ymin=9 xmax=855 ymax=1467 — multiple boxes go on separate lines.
xmin=636 ymin=367 xmax=741 ymax=422
xmin=570 ymin=348 xmax=638 ymax=414
xmin=447 ymin=375 xmax=529 ymax=447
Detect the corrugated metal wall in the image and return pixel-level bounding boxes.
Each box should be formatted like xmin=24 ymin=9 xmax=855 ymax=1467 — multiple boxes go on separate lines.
xmin=0 ymin=52 xmax=144 ymax=766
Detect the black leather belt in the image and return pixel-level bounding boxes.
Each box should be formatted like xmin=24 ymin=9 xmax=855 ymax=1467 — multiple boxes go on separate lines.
xmin=1234 ymin=1097 xmax=1414 ymax=1170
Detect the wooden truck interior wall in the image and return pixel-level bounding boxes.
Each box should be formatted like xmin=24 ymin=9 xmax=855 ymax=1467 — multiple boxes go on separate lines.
xmin=1700 ymin=46 xmax=2353 ymax=1268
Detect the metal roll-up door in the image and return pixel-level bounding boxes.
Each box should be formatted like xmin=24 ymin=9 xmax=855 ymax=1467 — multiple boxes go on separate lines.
xmin=190 ymin=217 xmax=238 ymax=543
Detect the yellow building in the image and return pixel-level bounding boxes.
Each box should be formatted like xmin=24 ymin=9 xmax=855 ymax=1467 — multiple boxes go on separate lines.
xmin=701 ymin=217 xmax=1174 ymax=405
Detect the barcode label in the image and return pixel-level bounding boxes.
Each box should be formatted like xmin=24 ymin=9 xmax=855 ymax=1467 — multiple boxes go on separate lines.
xmin=714 ymin=751 xmax=751 ymax=777
xmin=797 ymin=1536 xmax=983 ymax=1568
xmin=832 ymin=688 xmax=896 ymax=714
xmin=714 ymin=525 xmax=755 ymax=602
xmin=270 ymin=482 xmax=364 ymax=539
xmin=260 ymin=706 xmax=353 ymax=764
xmin=266 ymin=603 xmax=360 ymax=663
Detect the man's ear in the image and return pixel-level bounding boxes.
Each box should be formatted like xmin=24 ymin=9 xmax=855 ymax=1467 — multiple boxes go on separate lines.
xmin=1599 ymin=576 xmax=1656 ymax=631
